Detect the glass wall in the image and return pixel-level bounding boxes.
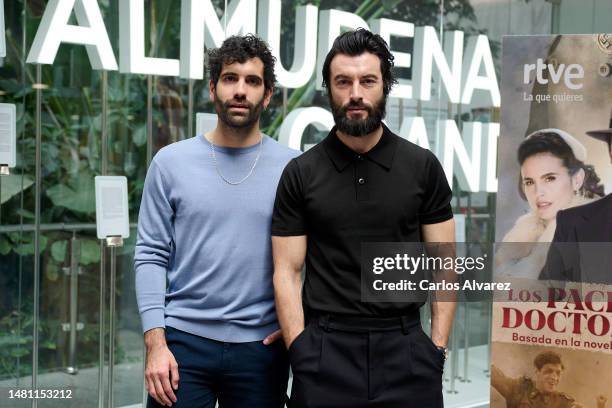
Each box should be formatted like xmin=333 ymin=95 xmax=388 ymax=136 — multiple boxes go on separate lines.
xmin=0 ymin=1 xmax=611 ymax=407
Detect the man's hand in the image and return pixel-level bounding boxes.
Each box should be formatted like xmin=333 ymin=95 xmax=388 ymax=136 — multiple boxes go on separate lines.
xmin=144 ymin=328 xmax=179 ymax=407
xmin=262 ymin=329 xmax=283 ymax=345
xmin=431 ymin=337 xmax=448 ymax=348
xmin=285 ymin=327 xmax=305 ymax=349
xmin=597 ymin=395 xmax=608 ymax=408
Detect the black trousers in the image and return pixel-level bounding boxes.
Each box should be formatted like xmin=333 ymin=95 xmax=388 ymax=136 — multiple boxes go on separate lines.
xmin=288 ymin=313 xmax=445 ymax=408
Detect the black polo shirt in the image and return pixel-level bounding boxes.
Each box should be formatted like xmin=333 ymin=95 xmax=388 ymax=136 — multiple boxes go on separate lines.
xmin=271 ymin=124 xmax=453 ymax=317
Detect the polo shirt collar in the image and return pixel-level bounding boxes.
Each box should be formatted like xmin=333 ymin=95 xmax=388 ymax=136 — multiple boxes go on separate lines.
xmin=323 ymin=123 xmax=397 ymax=172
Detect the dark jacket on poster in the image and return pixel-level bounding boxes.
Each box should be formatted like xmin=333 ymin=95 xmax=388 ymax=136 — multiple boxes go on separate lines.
xmin=539 ymin=194 xmax=612 ymax=284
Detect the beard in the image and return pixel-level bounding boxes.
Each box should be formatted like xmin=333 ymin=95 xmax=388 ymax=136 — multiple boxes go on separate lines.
xmin=330 ymin=94 xmax=386 ymax=137
xmin=214 ymin=91 xmax=265 ymax=129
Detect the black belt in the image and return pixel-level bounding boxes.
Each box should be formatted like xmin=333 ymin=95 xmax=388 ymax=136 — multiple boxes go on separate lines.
xmin=307 ymin=310 xmax=421 ymax=334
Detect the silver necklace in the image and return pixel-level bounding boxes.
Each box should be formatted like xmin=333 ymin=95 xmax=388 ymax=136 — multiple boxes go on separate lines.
xmin=209 ymin=134 xmax=263 ymax=185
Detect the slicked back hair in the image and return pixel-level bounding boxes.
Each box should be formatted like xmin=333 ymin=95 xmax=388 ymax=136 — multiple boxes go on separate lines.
xmin=322 ymin=28 xmax=397 ymax=96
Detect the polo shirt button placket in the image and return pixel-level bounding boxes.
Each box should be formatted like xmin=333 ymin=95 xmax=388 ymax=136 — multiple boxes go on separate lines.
xmin=355 ymin=154 xmax=368 ymax=201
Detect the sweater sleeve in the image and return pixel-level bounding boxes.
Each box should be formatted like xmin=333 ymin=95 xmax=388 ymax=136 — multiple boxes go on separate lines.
xmin=134 ymin=160 xmax=174 ymax=333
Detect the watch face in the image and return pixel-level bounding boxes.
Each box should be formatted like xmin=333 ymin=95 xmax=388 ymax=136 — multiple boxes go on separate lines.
xmin=436 ymin=346 xmax=448 ymax=360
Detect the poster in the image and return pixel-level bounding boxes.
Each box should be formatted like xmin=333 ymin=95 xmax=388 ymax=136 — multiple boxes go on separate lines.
xmin=491 ymin=34 xmax=612 ymax=408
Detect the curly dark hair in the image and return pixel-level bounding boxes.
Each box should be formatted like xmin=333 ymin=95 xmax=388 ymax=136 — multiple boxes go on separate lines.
xmin=533 ymin=351 xmax=564 ymax=370
xmin=517 ymin=131 xmax=605 ymax=200
xmin=321 ymin=28 xmax=398 ymax=96
xmin=207 ymin=34 xmax=276 ymax=91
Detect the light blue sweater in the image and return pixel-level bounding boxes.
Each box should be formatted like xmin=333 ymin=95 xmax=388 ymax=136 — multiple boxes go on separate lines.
xmin=134 ymin=135 xmax=299 ymax=342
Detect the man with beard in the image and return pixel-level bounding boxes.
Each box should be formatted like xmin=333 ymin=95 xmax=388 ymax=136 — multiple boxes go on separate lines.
xmin=492 ymin=351 xmax=607 ymax=408
xmin=135 ymin=35 xmax=298 ymax=407
xmin=271 ymin=29 xmax=456 ymax=407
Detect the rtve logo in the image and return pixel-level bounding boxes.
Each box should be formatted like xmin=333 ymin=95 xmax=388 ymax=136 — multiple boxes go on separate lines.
xmin=523 ymin=58 xmax=584 ymax=90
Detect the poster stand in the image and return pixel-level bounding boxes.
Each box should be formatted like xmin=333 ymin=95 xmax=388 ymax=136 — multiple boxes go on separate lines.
xmin=0 ymin=169 xmax=4 ymax=226
xmin=95 ymin=175 xmax=129 ymax=408
xmin=106 ymin=235 xmax=122 ymax=408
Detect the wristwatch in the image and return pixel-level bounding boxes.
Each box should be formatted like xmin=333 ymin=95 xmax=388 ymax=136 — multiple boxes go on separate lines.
xmin=436 ymin=345 xmax=449 ymax=361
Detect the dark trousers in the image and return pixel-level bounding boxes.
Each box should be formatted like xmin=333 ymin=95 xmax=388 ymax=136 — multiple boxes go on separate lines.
xmin=288 ymin=313 xmax=445 ymax=408
xmin=148 ymin=326 xmax=289 ymax=408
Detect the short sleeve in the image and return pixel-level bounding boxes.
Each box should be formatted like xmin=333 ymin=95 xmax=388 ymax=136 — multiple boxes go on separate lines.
xmin=272 ymin=159 xmax=306 ymax=236
xmin=419 ymin=150 xmax=453 ymax=224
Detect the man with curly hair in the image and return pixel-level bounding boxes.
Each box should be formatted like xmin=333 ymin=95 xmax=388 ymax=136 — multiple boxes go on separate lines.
xmin=135 ymin=35 xmax=298 ymax=407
